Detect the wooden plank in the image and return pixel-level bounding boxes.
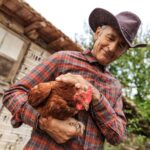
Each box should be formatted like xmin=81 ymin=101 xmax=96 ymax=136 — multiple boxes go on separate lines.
xmin=0 ymin=12 xmax=10 ymax=25
xmin=16 ymin=6 xmax=34 ymax=21
xmin=0 ymin=0 xmax=8 ymax=6
xmin=38 ymin=25 xmax=61 ymax=42
xmin=24 ymin=21 xmax=46 ymax=33
xmin=48 ymin=37 xmax=66 ymax=50
xmin=26 ymin=29 xmax=39 ymax=40
xmin=4 ymin=0 xmax=22 ymax=13
xmin=8 ymin=20 xmax=24 ymax=34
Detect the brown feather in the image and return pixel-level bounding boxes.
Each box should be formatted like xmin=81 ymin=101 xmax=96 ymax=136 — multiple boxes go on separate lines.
xmin=28 ymin=81 xmax=78 ymax=120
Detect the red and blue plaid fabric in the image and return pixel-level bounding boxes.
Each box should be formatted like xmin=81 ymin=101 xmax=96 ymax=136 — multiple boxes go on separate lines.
xmin=3 ymin=50 xmax=127 ymax=150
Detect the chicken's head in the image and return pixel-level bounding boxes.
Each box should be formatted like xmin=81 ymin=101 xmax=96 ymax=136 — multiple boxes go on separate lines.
xmin=73 ymin=86 xmax=92 ymax=111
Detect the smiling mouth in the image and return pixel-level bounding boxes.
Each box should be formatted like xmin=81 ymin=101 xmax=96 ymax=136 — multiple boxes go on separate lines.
xmin=102 ymin=49 xmax=113 ymax=58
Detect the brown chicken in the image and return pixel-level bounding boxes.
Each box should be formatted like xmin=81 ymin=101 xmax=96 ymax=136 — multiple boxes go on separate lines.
xmin=28 ymin=81 xmax=92 ymax=120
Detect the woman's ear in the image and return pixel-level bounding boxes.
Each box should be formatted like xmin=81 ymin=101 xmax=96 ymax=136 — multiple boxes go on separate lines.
xmin=94 ymin=26 xmax=102 ymax=41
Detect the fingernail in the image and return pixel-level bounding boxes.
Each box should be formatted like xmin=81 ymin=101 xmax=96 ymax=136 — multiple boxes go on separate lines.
xmin=75 ymin=83 xmax=80 ymax=88
xmin=84 ymin=86 xmax=88 ymax=90
xmin=56 ymin=77 xmax=60 ymax=80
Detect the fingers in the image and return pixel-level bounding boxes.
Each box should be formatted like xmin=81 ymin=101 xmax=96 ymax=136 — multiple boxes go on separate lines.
xmin=75 ymin=82 xmax=88 ymax=91
xmin=56 ymin=73 xmax=79 ymax=85
xmin=56 ymin=73 xmax=89 ymax=91
xmin=56 ymin=73 xmax=99 ymax=99
xmin=66 ymin=117 xmax=85 ymax=136
xmin=78 ymin=121 xmax=85 ymax=136
xmin=40 ymin=116 xmax=85 ymax=144
xmin=65 ymin=117 xmax=77 ymax=122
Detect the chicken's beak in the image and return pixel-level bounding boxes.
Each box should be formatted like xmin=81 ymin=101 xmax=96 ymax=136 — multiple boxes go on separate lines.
xmin=83 ymin=102 xmax=89 ymax=111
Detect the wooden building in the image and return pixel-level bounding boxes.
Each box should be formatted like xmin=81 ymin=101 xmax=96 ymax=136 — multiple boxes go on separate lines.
xmin=0 ymin=0 xmax=83 ymax=149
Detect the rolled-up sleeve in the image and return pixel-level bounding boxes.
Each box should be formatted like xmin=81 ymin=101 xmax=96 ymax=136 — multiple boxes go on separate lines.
xmin=91 ymin=94 xmax=127 ymax=145
xmin=2 ymin=52 xmax=62 ymax=128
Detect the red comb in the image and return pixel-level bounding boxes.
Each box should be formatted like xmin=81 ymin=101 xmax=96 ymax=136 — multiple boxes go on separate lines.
xmin=75 ymin=86 xmax=92 ymax=110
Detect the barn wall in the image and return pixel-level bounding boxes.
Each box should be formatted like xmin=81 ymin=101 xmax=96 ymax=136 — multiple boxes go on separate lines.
xmin=15 ymin=43 xmax=51 ymax=81
xmin=0 ymin=32 xmax=51 ymax=149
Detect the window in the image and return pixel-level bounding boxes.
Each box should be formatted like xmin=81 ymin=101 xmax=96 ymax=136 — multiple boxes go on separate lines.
xmin=0 ymin=25 xmax=28 ymax=82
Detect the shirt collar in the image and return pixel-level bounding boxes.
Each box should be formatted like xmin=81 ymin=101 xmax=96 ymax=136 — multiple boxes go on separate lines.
xmin=82 ymin=50 xmax=97 ymax=63
xmin=82 ymin=50 xmax=106 ymax=72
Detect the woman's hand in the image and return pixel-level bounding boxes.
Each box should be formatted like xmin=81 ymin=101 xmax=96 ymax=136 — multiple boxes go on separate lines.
xmin=39 ymin=116 xmax=85 ymax=144
xmin=56 ymin=73 xmax=101 ymax=101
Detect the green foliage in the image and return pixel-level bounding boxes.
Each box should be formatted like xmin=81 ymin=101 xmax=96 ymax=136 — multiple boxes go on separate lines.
xmin=105 ymin=134 xmax=150 ymax=150
xmin=110 ymin=46 xmax=150 ymax=102
xmin=109 ymin=43 xmax=150 ymax=135
xmin=75 ymin=23 xmax=94 ymax=49
xmin=138 ymin=100 xmax=150 ymax=119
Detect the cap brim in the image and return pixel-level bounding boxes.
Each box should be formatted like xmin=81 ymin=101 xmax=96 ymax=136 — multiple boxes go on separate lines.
xmin=89 ymin=8 xmax=147 ymax=48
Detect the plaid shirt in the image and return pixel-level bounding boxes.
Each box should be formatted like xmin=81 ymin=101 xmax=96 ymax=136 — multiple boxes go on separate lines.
xmin=3 ymin=50 xmax=127 ymax=150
